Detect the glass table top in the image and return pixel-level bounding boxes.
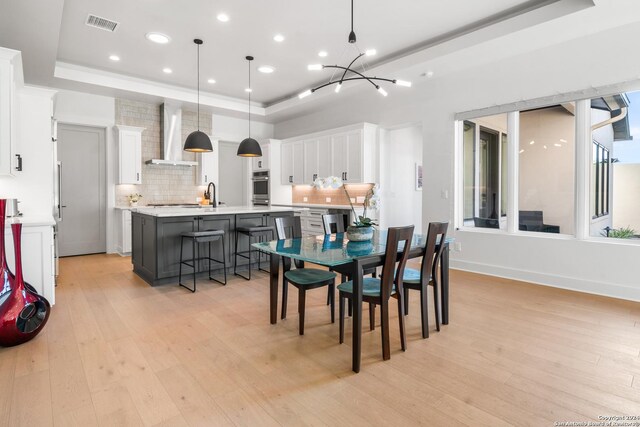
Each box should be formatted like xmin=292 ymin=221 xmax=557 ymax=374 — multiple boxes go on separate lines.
xmin=252 ymin=230 xmax=452 ymax=267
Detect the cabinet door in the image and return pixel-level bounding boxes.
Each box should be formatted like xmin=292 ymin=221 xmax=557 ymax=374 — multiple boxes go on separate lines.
xmin=292 ymin=141 xmax=304 ymax=184
xmin=330 ymin=134 xmax=347 ymax=180
xmin=198 ymin=151 xmax=217 ymax=185
xmin=122 ymin=210 xmax=132 ymax=253
xmin=119 ymin=130 xmax=142 ymax=184
xmin=345 ymin=131 xmax=363 ymax=183
xmin=0 ymin=59 xmax=14 ymax=176
xmin=281 ymin=142 xmax=293 ymax=185
xmin=252 ymin=144 xmax=269 ymax=171
xmin=303 ymin=139 xmax=319 ymax=184
xmin=317 ymin=136 xmax=332 ymax=180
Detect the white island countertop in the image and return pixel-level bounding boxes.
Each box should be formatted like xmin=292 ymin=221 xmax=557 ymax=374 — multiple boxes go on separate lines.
xmin=130 ymin=205 xmax=295 ymax=218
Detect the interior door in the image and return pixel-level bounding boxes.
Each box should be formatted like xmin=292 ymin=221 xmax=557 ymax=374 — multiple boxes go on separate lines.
xmin=218 ymin=141 xmax=247 ymax=206
xmin=57 ymin=124 xmax=106 ymax=256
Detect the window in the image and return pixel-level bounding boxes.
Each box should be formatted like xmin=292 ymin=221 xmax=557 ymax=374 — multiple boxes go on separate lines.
xmin=518 ymin=105 xmax=575 ymax=235
xmin=590 ymin=91 xmax=639 ymax=239
xmin=592 ymin=142 xmax=609 ymax=219
xmin=462 ymin=114 xmax=508 ymax=229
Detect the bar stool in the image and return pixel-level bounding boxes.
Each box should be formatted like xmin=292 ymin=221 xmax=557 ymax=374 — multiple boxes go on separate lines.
xmin=234 ymin=225 xmax=275 ymax=280
xmin=178 ymin=229 xmax=227 ymax=292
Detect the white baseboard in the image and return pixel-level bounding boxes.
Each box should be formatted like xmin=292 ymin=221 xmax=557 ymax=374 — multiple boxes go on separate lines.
xmin=450 ymin=259 xmax=640 ymax=302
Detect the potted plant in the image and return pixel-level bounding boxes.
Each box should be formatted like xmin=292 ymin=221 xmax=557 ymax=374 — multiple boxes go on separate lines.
xmin=314 ymin=176 xmax=380 ymax=241
xmin=128 ymin=193 xmax=143 ymax=207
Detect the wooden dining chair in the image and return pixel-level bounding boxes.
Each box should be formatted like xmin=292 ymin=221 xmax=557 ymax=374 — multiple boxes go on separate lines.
xmin=322 ymin=214 xmax=377 ymax=324
xmin=274 ymin=216 xmax=337 ymax=335
xmin=402 ymin=222 xmax=449 ymax=338
xmin=337 ymin=225 xmax=415 ymax=360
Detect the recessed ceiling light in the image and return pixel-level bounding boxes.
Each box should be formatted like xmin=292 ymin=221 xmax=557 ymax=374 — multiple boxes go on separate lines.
xmin=365 ymin=49 xmax=377 ymax=56
xmin=554 ymin=143 xmax=562 ymax=147
xmin=318 ymin=50 xmax=328 ymax=57
xmin=308 ymin=64 xmax=323 ymax=71
xmin=109 ymin=55 xmax=120 ymax=62
xmin=207 ymin=78 xmax=216 ymax=84
xmin=162 ymin=67 xmax=172 ymax=74
xmin=426 ymin=71 xmax=434 ymax=78
xmin=217 ymin=13 xmax=229 ymax=22
xmin=258 ymin=65 xmax=275 ymax=74
xmin=273 ymin=34 xmax=285 ymax=42
xmin=245 ymin=88 xmax=252 ymax=93
xmin=146 ymin=32 xmax=171 ymax=44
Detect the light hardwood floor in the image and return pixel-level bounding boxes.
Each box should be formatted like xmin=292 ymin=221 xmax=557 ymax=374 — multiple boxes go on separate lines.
xmin=1 ymin=254 xmax=639 ymax=426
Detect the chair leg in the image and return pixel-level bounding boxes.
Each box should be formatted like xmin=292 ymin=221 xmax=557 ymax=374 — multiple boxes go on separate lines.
xmin=380 ymin=300 xmax=390 ymax=360
xmin=298 ymin=288 xmax=306 ymax=336
xmin=397 ymin=292 xmax=407 ymax=351
xmin=233 ymin=230 xmax=239 ymax=276
xmin=329 ymin=281 xmax=335 ymax=324
xmin=420 ymin=286 xmax=429 ymax=339
xmin=432 ymin=280 xmax=441 ymax=332
xmin=348 ymin=298 xmax=353 ymax=317
xmin=339 ymin=293 xmax=345 ymax=344
xmin=326 ymin=280 xmax=331 ymax=306
xmin=192 ymin=238 xmax=197 ymax=292
xmin=281 ymin=278 xmax=288 ymax=319
xmin=369 ymin=303 xmax=375 ymax=331
xmin=372 ymin=269 xmax=377 ymax=278
xmin=178 ymin=237 xmax=184 ymax=285
xmin=404 ymin=287 xmax=409 ymax=315
xmin=222 ymin=235 xmax=227 ymax=285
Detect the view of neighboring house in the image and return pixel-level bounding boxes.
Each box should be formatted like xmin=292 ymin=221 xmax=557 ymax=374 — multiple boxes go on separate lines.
xmin=463 ymin=92 xmax=637 ymax=239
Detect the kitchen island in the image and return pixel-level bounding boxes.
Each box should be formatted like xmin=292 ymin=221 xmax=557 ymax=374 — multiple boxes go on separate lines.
xmin=131 ymin=206 xmax=294 ymax=286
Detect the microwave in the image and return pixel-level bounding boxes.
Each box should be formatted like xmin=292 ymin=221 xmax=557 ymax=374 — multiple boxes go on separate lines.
xmin=252 ymin=171 xmax=270 ymax=205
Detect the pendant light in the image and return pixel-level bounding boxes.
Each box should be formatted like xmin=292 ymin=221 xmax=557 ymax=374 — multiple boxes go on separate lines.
xmin=237 ymin=55 xmax=262 ymax=157
xmin=184 ymin=39 xmax=213 ymax=152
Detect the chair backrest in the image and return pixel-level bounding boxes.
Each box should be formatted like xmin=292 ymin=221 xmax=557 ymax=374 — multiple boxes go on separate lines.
xmin=419 ymin=222 xmax=449 ymax=283
xmin=473 ymin=217 xmax=499 ymax=229
xmin=274 ymin=216 xmax=303 ymax=240
xmin=379 ymin=225 xmax=415 ymax=301
xmin=322 ymin=214 xmax=346 ymax=234
xmin=519 ymin=210 xmax=543 ymax=227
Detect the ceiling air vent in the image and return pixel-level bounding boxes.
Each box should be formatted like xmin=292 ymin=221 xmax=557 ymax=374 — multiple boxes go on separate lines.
xmin=85 ymin=14 xmax=119 ymax=32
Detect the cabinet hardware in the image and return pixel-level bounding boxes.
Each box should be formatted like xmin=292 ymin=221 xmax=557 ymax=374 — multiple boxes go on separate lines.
xmin=312 ymin=173 xmax=317 ymax=181
xmin=15 ymin=154 xmax=22 ymax=171
xmin=136 ymin=172 xmax=140 ymax=182
xmin=205 ymin=175 xmax=207 ymax=182
xmin=345 ymin=172 xmax=348 ymax=181
xmin=258 ymin=161 xmax=262 ymax=168
xmin=289 ymin=175 xmax=293 ymax=183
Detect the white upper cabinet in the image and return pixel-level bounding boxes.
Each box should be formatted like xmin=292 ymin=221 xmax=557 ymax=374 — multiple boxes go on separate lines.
xmin=304 ymin=137 xmax=332 ymax=184
xmin=281 ymin=141 xmax=293 ymax=184
xmin=252 ymin=142 xmax=270 ymax=171
xmin=197 ymin=138 xmax=218 ymax=186
xmin=0 ymin=48 xmax=19 ymax=177
xmin=281 ymin=123 xmax=377 ymax=186
xmin=115 ymin=125 xmax=144 ymax=184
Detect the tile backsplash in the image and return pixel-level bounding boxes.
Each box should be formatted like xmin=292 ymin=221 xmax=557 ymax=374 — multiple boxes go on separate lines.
xmin=292 ymin=183 xmax=373 ymax=206
xmin=115 ymin=99 xmax=211 ymax=206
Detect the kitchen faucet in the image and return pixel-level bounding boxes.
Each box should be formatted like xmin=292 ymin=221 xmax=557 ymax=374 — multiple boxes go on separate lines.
xmin=204 ymin=182 xmax=217 ymax=207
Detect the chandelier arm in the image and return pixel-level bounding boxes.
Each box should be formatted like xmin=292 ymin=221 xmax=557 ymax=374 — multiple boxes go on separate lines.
xmin=311 ymin=76 xmax=396 ymax=93
xmin=322 ymin=65 xmax=379 ymax=89
xmin=339 ymin=53 xmax=365 ymax=84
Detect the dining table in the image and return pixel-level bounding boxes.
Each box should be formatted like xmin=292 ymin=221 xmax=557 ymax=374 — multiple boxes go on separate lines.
xmin=252 ymin=230 xmax=452 ymax=373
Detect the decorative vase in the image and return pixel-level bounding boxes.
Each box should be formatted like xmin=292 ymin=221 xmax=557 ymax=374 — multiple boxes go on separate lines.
xmin=0 ymin=200 xmax=37 ymax=309
xmin=0 ymin=223 xmax=51 ymax=347
xmin=129 ymin=200 xmax=138 ymax=207
xmin=346 ymin=225 xmax=374 ymax=242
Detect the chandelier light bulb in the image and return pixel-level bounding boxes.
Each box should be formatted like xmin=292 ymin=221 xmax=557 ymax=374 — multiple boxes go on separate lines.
xmin=378 ymin=87 xmax=388 ymax=97
xmin=365 ymin=49 xmax=377 ymax=56
xmin=335 ymin=83 xmax=342 ymax=93
xmin=308 ymin=64 xmax=323 ymax=71
xmin=298 ymin=89 xmax=312 ymax=99
xmin=395 ymin=80 xmax=412 ymax=87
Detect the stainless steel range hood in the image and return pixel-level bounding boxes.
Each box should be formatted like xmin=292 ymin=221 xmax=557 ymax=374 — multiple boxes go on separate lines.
xmin=145 ymin=103 xmax=198 ymax=166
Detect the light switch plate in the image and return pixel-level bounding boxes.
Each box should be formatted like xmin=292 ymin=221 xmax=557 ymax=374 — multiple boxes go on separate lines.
xmin=325 ymin=197 xmax=332 ymax=203
xmin=356 ymin=196 xmax=365 ymax=203
xmin=303 ymin=197 xmax=308 ymax=202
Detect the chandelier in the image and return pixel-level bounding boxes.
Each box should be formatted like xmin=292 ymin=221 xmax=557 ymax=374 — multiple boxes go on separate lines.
xmin=298 ymin=0 xmax=411 ymax=99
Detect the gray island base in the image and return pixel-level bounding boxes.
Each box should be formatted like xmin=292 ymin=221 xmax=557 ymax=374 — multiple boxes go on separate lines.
xmin=131 ymin=206 xmax=294 ymax=286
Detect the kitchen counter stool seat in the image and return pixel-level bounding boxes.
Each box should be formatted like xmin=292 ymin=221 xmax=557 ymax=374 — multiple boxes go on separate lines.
xmin=179 ymin=229 xmax=227 ymax=292
xmin=234 ymin=225 xmax=276 ymax=280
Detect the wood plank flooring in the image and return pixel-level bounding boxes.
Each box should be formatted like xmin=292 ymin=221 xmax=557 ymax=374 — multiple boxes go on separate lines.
xmin=1 ymin=253 xmax=639 ymax=426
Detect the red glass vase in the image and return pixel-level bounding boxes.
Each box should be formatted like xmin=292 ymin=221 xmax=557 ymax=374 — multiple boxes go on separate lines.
xmin=0 ymin=222 xmax=51 ymax=347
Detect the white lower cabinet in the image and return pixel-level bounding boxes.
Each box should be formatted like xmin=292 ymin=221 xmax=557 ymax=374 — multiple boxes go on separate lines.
xmin=116 ymin=209 xmax=132 ymax=255
xmin=300 ymin=208 xmax=328 ymax=237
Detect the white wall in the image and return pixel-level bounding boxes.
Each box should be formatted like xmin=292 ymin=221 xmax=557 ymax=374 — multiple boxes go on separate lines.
xmin=275 ymin=21 xmax=640 ymax=301
xmin=0 ymin=86 xmax=56 ymax=216
xmin=379 ymin=125 xmax=423 ymax=233
xmin=53 ymin=89 xmax=116 ymax=251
